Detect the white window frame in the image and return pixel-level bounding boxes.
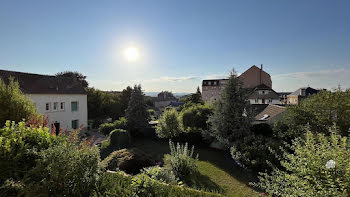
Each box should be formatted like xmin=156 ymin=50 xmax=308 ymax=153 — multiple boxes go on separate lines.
xmin=60 ymin=102 xmax=65 ymax=111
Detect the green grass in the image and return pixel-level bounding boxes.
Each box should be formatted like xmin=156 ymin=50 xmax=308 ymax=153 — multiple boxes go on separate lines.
xmin=130 ymin=138 xmax=259 ymax=197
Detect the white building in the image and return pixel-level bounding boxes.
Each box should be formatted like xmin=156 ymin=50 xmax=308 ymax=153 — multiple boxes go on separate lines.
xmin=248 ymin=84 xmax=280 ymax=105
xmin=0 ymin=70 xmax=88 ymax=133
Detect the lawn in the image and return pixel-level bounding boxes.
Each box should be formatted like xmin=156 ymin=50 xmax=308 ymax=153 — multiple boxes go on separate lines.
xmin=130 ymin=138 xmax=259 ymax=197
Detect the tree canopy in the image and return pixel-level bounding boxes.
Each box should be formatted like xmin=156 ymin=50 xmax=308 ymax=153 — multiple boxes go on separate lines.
xmin=0 ymin=78 xmax=38 ymax=126
xmin=125 ymin=85 xmax=149 ymax=129
xmin=56 ymin=71 xmax=88 ymax=88
xmin=207 ymin=69 xmax=253 ymax=147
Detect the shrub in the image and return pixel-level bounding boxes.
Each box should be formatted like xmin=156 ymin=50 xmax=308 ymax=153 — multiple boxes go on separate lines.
xmin=99 ymin=122 xmax=115 ymax=135
xmin=179 ymin=104 xmax=213 ymax=133
xmin=110 ymin=129 xmax=130 ymax=148
xmin=101 ymin=148 xmax=155 ymax=174
xmin=91 ymin=171 xmax=133 ymax=196
xmin=141 ymin=166 xmax=179 ymax=185
xmin=99 ymin=117 xmax=128 ymax=135
xmin=0 ymin=78 xmax=39 ymax=127
xmin=156 ymin=108 xmax=182 ymax=138
xmin=255 ymin=127 xmax=350 ymax=196
xmin=0 ymin=121 xmax=58 ymax=184
xmin=131 ymin=171 xmax=221 ymax=197
xmin=22 ymin=130 xmax=102 ymax=197
xmin=164 ymin=140 xmax=199 ymax=181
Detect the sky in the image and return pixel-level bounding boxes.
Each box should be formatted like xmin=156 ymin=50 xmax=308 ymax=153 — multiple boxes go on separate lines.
xmin=1 ymin=0 xmax=350 ymax=93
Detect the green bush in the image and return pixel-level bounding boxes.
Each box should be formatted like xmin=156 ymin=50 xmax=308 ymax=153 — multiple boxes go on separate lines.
xmin=110 ymin=129 xmax=130 ymax=148
xmin=179 ymin=104 xmax=213 ymax=133
xmin=91 ymin=171 xmax=133 ymax=197
xmin=156 ymin=108 xmax=182 ymax=138
xmin=22 ymin=130 xmax=102 ymax=197
xmin=101 ymin=148 xmax=155 ymax=174
xmin=0 ymin=121 xmax=59 ymax=184
xmin=0 ymin=78 xmax=39 ymax=127
xmin=93 ymin=171 xmax=221 ymax=197
xmin=99 ymin=122 xmax=116 ymax=135
xmin=99 ymin=117 xmax=128 ymax=135
xmin=141 ymin=166 xmax=179 ymax=185
xmin=255 ymin=127 xmax=350 ymax=197
xmin=164 ymin=140 xmax=199 ymax=181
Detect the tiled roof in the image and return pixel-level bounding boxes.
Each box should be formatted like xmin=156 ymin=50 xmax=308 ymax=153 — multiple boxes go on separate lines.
xmin=0 ymin=69 xmax=86 ymax=94
xmin=255 ymin=104 xmax=286 ymax=121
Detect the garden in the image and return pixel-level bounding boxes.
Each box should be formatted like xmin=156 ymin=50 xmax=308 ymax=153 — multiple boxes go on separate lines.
xmin=2 ymin=70 xmax=350 ymax=197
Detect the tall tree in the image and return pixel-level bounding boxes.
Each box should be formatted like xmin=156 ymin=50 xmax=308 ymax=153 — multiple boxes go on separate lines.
xmin=56 ymin=71 xmax=88 ymax=88
xmin=125 ymin=85 xmax=149 ymax=130
xmin=0 ymin=78 xmax=38 ymax=126
xmin=207 ymin=69 xmax=253 ymax=147
xmin=120 ymin=86 xmax=132 ymax=116
xmin=180 ymin=87 xmax=203 ymax=105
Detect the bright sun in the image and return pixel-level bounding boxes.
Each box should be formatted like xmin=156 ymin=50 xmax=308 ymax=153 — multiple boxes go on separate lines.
xmin=124 ymin=47 xmax=140 ymax=61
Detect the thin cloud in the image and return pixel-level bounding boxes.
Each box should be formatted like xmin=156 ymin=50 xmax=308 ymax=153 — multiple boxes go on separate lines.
xmin=272 ymin=68 xmax=350 ymax=92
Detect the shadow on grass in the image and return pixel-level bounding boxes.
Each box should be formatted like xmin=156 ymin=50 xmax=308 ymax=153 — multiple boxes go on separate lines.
xmin=185 ymin=171 xmax=224 ymax=194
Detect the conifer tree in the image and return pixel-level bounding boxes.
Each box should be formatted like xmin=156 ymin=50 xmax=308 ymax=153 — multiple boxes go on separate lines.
xmin=207 ymin=69 xmax=253 ymax=147
xmin=125 ymin=85 xmax=149 ymax=130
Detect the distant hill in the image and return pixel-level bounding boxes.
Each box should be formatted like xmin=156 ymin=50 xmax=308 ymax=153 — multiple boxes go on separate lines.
xmin=144 ymin=92 xmax=190 ymax=98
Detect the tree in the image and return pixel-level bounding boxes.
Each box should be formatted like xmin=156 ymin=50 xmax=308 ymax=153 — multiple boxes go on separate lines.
xmin=125 ymin=85 xmax=149 ymax=130
xmin=0 ymin=78 xmax=38 ymax=126
xmin=120 ymin=86 xmax=133 ymax=116
xmin=179 ymin=104 xmax=212 ymax=133
xmin=274 ymin=89 xmax=350 ymax=141
xmin=207 ymin=69 xmax=253 ymax=147
xmin=156 ymin=108 xmax=182 ymax=138
xmin=56 ymin=71 xmax=88 ymax=88
xmin=180 ymin=87 xmax=204 ymax=105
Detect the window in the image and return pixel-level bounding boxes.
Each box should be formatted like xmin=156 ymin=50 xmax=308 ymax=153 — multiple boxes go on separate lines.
xmin=45 ymin=103 xmax=51 ymax=111
xmin=60 ymin=102 xmax=65 ymax=110
xmin=71 ymin=101 xmax=78 ymax=111
xmin=53 ymin=102 xmax=58 ymax=111
xmin=262 ymin=91 xmax=265 ymax=94
xmin=255 ymin=98 xmax=258 ymax=103
xmin=72 ymin=120 xmax=79 ymax=130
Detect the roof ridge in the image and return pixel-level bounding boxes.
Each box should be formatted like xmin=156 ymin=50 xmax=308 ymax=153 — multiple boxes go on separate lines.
xmin=0 ymin=69 xmax=54 ymax=77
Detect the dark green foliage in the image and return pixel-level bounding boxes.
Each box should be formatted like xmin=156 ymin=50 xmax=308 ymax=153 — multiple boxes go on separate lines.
xmin=0 ymin=78 xmax=39 ymax=127
xmin=101 ymin=148 xmax=155 ymax=174
xmin=156 ymin=108 xmax=182 ymax=138
xmin=87 ymin=86 xmax=132 ymax=127
xmin=94 ymin=171 xmax=221 ymax=197
xmin=274 ymin=90 xmax=350 ymax=140
xmin=0 ymin=121 xmax=58 ymax=184
xmin=99 ymin=122 xmax=116 ymax=135
xmin=179 ymin=104 xmax=213 ymax=133
xmin=251 ymin=123 xmax=273 ymax=137
xmin=230 ymin=134 xmax=280 ymax=171
xmin=99 ymin=117 xmax=128 ymax=135
xmin=180 ymin=86 xmax=204 ymax=105
xmin=208 ymin=70 xmax=253 ymax=147
xmin=140 ymin=166 xmax=179 ymax=185
xmin=110 ymin=129 xmax=130 ymax=149
xmin=126 ymin=85 xmax=149 ymax=133
xmin=255 ymin=128 xmax=350 ymax=196
xmin=23 ymin=131 xmax=101 ymax=197
xmin=91 ymin=171 xmax=134 ymax=196
xmin=56 ymin=71 xmax=89 ymax=88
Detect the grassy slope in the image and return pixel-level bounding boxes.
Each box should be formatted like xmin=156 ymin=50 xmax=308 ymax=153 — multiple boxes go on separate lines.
xmin=130 ymin=138 xmax=259 ymax=197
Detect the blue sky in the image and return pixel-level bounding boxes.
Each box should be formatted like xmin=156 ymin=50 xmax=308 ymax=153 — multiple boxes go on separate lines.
xmin=1 ymin=0 xmax=350 ymax=92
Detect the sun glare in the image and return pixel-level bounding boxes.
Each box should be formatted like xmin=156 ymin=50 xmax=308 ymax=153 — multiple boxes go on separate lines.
xmin=124 ymin=46 xmax=140 ymax=61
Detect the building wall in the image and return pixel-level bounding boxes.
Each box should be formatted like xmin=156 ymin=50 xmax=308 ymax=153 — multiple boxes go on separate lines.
xmin=287 ymin=95 xmax=299 ymax=105
xmin=249 ymin=98 xmax=279 ymax=105
xmin=202 ymin=79 xmax=226 ymax=103
xmin=27 ymin=94 xmax=88 ymax=131
xmin=238 ymin=66 xmax=272 ymax=88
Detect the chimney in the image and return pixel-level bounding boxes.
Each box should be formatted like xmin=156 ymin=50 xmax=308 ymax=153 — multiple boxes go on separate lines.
xmin=260 ymin=64 xmax=263 ymax=85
